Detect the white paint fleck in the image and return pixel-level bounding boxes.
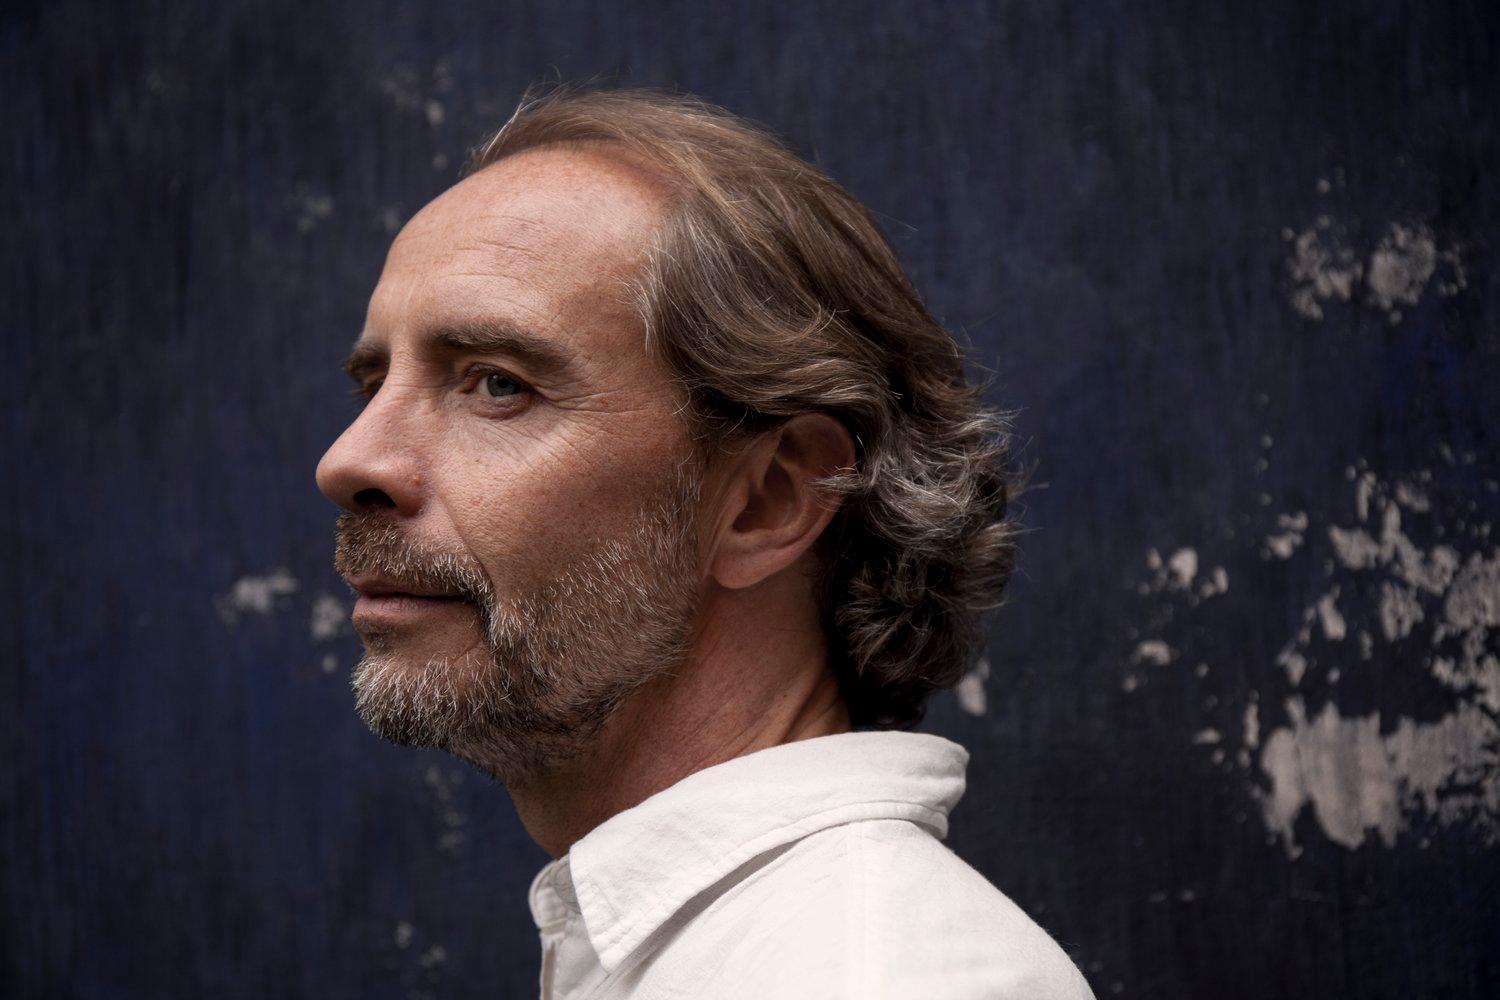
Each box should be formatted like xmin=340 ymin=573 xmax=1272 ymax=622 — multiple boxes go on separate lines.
xmin=1395 ymin=481 xmax=1431 ymax=513
xmin=215 ymin=568 xmax=299 ymax=626
xmin=1260 ymin=696 xmax=1499 ymax=854
xmin=1168 ymin=548 xmax=1198 ymax=588
xmin=379 ymin=63 xmax=422 ymax=111
xmin=1260 ymin=698 xmax=1398 ymax=852
xmin=294 ymin=192 xmax=334 ymax=233
xmin=1266 ymin=511 xmax=1308 ymax=559
xmin=1243 ymin=701 xmax=1260 ymax=750
xmin=419 ymin=944 xmax=448 ymax=969
xmin=321 ymin=653 xmax=339 ymax=675
xmin=423 ymin=98 xmax=446 ymax=127
xmin=955 ymin=657 xmax=991 ymax=716
xmin=377 ymin=205 xmax=403 ymax=234
xmin=1316 ymin=588 xmax=1347 ymax=641
xmin=395 ymin=921 xmax=414 ymax=949
xmin=1193 ymin=728 xmax=1222 ymax=745
xmin=1286 ymin=218 xmax=1361 ymax=320
xmin=1198 ymin=566 xmax=1230 ymax=598
xmin=1366 ymin=223 xmax=1437 ymax=321
xmin=1276 ymin=645 xmax=1308 ymax=686
xmin=1378 ymin=580 xmax=1424 ymax=641
xmin=1286 ymin=214 xmax=1466 ymax=324
xmin=1251 ymin=471 xmax=1500 ymax=853
xmin=1133 ymin=640 xmax=1174 ymax=667
xmin=1329 ymin=525 xmax=1381 ymax=570
xmin=311 ymin=592 xmax=348 ymax=641
xmin=1439 ymin=550 xmax=1500 ymax=635
xmin=423 ymin=766 xmax=470 ymax=853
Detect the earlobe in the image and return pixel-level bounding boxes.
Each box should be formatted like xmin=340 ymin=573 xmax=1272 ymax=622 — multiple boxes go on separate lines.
xmin=708 ymin=414 xmax=856 ymax=591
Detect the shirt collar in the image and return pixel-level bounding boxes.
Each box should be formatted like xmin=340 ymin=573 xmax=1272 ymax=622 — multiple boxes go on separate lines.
xmin=528 ymin=730 xmax=969 ymax=971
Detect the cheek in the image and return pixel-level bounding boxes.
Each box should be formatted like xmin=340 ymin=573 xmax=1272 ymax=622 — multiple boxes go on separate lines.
xmin=433 ymin=415 xmax=681 ymax=582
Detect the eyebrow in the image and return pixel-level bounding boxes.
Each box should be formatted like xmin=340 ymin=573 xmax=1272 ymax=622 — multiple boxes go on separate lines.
xmin=341 ymin=319 xmax=580 ymax=385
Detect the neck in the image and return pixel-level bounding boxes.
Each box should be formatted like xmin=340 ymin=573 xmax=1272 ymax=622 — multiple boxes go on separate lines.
xmin=505 ymin=577 xmax=852 ymax=858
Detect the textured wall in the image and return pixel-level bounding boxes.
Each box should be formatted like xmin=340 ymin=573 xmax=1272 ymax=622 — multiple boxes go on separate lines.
xmin=4 ymin=1 xmax=1497 ymax=997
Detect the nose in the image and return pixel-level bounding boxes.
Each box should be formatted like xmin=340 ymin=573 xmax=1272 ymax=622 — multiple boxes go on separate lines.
xmin=315 ymin=391 xmax=426 ymax=515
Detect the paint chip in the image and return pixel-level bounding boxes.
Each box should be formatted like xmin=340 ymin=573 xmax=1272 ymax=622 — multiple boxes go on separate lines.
xmin=215 ymin=569 xmax=299 ymax=626
xmin=311 ymin=592 xmax=348 ymax=641
xmin=954 ymin=658 xmax=991 ymax=716
xmin=1132 ymin=640 xmax=1174 ymax=667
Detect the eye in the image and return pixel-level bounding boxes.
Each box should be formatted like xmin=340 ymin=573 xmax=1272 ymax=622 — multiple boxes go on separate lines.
xmin=482 ymin=371 xmax=524 ymax=398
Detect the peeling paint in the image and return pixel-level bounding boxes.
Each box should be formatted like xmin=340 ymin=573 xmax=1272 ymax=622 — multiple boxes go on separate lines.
xmin=955 ymin=657 xmax=991 ymax=716
xmin=1283 ymin=213 xmax=1466 ymax=324
xmin=1138 ymin=455 xmax=1500 ymax=854
xmin=1168 ymin=548 xmax=1198 ymax=588
xmin=1265 ymin=512 xmax=1308 ymax=560
xmin=1199 ymin=566 xmax=1230 ymax=598
xmin=291 ymin=190 xmax=334 ymax=233
xmin=1276 ymin=646 xmax=1308 ymax=686
xmin=214 ymin=568 xmax=298 ymax=626
xmin=1285 ymin=217 xmax=1361 ymax=320
xmin=1365 ymin=223 xmax=1438 ymax=321
xmin=1133 ymin=640 xmax=1174 ymax=667
xmin=1252 ymin=467 xmax=1500 ymax=851
xmin=424 ymin=765 xmax=469 ymax=854
xmin=310 ymin=591 xmax=348 ymax=641
xmin=1140 ymin=546 xmax=1226 ymax=606
xmin=1378 ymin=581 xmax=1424 ymax=641
xmin=1316 ymin=588 xmax=1347 ymax=641
xmin=1260 ymin=696 xmax=1499 ymax=855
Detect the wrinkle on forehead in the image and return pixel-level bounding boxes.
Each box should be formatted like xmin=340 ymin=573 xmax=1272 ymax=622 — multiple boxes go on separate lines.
xmin=376 ymin=148 xmax=671 ymax=328
xmin=363 ymin=143 xmax=686 ymax=403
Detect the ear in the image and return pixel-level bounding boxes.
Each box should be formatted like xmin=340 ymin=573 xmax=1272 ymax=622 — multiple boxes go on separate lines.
xmin=708 ymin=413 xmax=857 ymax=590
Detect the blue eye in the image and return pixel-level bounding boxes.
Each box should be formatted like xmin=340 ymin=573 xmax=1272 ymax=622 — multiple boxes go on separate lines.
xmin=483 ymin=372 xmax=523 ymax=398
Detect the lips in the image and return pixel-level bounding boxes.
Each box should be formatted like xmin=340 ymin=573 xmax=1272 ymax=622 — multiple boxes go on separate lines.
xmin=348 ymin=582 xmax=476 ymax=632
xmin=347 ymin=575 xmax=467 ymax=601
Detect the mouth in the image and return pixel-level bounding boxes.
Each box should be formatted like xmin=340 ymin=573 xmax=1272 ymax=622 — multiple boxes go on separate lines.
xmin=350 ymin=591 xmax=475 ymax=630
xmin=346 ymin=574 xmax=468 ymax=600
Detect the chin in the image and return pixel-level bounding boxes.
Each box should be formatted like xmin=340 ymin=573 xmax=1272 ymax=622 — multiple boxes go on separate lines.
xmin=350 ymin=649 xmax=492 ymax=749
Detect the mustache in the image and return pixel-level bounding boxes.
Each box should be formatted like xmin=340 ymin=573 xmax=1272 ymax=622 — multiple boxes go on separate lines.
xmin=333 ymin=512 xmax=496 ymax=606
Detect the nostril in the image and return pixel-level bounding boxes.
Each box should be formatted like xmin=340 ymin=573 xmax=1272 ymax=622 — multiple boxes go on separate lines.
xmin=353 ymin=487 xmax=397 ymax=509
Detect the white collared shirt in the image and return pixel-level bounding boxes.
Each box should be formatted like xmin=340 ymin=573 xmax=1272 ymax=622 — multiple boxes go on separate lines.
xmin=528 ymin=730 xmax=1095 ymax=999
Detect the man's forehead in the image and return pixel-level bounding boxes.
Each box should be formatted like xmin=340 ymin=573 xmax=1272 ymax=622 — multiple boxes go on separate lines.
xmin=391 ymin=145 xmax=668 ymax=270
xmin=362 ymin=146 xmax=669 ymax=363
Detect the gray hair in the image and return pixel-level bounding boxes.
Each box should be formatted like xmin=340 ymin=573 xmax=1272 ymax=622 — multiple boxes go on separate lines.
xmin=467 ymin=85 xmax=1022 ymax=728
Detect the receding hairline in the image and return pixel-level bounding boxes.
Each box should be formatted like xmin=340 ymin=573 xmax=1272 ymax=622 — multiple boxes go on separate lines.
xmin=465 ymin=135 xmax=687 ymax=211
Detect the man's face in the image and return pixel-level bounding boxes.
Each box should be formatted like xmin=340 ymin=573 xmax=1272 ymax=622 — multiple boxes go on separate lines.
xmin=314 ymin=146 xmax=707 ymax=784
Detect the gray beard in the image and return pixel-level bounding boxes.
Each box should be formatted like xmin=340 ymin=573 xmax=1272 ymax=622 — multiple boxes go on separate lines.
xmin=337 ymin=459 xmax=704 ymax=785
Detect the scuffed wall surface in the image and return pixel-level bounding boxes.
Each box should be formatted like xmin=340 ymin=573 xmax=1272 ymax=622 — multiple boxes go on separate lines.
xmin=3 ymin=1 xmax=1495 ymax=997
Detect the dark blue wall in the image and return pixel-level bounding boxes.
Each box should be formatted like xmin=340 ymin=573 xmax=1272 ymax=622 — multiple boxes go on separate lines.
xmin=5 ymin=2 xmax=1497 ymax=997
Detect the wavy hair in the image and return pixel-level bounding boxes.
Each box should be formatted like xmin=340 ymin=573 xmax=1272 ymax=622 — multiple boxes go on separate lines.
xmin=467 ymin=85 xmax=1022 ymax=728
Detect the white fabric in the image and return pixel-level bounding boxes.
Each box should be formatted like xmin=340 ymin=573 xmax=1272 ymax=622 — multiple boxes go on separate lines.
xmin=528 ymin=730 xmax=1095 ymax=999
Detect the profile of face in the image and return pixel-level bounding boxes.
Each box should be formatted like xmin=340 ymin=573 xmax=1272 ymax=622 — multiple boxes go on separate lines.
xmin=314 ymin=147 xmax=708 ymax=785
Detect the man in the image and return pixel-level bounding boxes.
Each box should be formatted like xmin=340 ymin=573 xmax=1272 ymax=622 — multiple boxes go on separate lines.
xmin=315 ymin=85 xmax=1093 ymax=999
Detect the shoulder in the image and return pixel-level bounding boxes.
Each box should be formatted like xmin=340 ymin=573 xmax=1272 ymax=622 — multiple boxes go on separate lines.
xmin=641 ymin=819 xmax=1094 ymax=1000
xmin=840 ymin=819 xmax=1095 ymax=1000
